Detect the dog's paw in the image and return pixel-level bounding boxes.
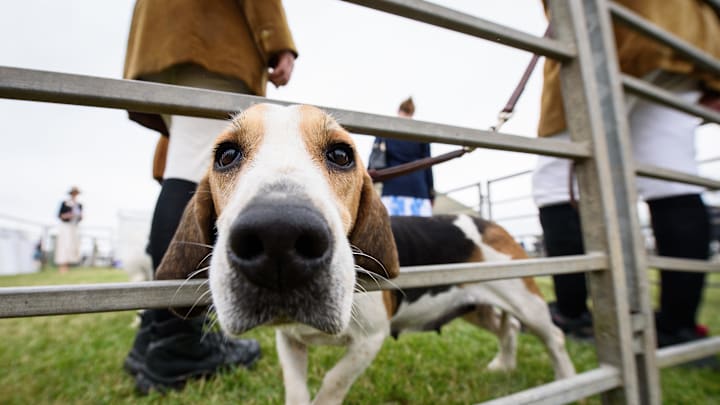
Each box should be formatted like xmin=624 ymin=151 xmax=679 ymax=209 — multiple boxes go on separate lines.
xmin=487 ymin=355 xmax=516 ymax=372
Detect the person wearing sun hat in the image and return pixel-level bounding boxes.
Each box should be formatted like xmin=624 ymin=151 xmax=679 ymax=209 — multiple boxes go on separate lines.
xmin=55 ymin=186 xmax=83 ymax=274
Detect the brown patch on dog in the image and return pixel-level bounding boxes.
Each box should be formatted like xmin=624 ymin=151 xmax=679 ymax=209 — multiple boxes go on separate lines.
xmin=349 ymin=173 xmax=400 ymax=279
xmin=482 ymin=223 xmax=543 ymax=298
xmin=382 ymin=290 xmax=398 ymax=319
xmin=467 ymin=245 xmax=484 ymax=262
xmin=207 ymin=105 xmax=268 ymax=213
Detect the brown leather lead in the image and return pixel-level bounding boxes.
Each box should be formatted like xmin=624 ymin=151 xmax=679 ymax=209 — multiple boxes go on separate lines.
xmin=368 ymin=148 xmax=469 ymax=182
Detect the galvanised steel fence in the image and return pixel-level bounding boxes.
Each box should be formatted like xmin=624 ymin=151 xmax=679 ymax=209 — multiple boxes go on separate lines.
xmin=1 ymin=1 xmax=719 ymax=403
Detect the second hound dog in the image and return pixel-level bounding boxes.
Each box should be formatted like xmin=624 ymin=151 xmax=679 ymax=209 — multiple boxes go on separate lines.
xmin=156 ymin=104 xmax=576 ymax=404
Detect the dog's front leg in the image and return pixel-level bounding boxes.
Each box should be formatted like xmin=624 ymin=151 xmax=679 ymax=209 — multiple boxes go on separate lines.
xmin=277 ymin=330 xmax=311 ymax=405
xmin=312 ymin=330 xmax=386 ymax=405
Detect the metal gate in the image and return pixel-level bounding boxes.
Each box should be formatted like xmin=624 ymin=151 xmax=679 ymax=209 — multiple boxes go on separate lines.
xmin=1 ymin=1 xmax=719 ymax=403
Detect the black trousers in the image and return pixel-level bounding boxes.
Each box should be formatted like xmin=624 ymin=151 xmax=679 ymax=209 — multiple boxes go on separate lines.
xmin=148 ymin=178 xmax=198 ymax=269
xmin=540 ymin=194 xmax=710 ymax=331
xmin=148 ymin=178 xmax=198 ymax=321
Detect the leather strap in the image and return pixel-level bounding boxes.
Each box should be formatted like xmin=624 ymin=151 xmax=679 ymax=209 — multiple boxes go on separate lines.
xmin=368 ymin=148 xmax=468 ymax=182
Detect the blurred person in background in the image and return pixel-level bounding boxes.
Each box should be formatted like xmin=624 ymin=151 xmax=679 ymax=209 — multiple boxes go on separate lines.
xmin=55 ymin=186 xmax=83 ymax=274
xmin=533 ymin=0 xmax=720 ymax=363
xmin=376 ymin=97 xmax=435 ymax=217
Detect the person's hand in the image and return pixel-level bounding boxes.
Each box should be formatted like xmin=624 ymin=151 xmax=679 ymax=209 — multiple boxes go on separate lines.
xmin=269 ymin=50 xmax=295 ymax=88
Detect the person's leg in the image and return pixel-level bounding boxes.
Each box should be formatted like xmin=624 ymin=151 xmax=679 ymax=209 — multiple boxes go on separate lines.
xmin=532 ymin=136 xmax=592 ymax=338
xmin=647 ymin=194 xmax=710 ymax=344
xmin=148 ymin=178 xmax=198 ymax=269
xmin=631 ymin=72 xmax=712 ymax=352
xmin=125 ymin=65 xmax=260 ymax=393
xmin=539 ymin=203 xmax=588 ymax=317
xmin=538 ymin=203 xmax=594 ymax=339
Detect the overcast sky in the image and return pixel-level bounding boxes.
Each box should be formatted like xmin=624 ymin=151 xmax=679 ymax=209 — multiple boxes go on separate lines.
xmin=1 ymin=0 xmax=718 ymax=244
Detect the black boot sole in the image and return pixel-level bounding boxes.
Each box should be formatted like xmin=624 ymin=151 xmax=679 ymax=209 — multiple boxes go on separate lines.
xmin=133 ymin=350 xmax=262 ymax=395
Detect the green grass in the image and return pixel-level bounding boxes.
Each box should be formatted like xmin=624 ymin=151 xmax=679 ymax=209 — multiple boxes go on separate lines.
xmin=0 ymin=268 xmax=718 ymax=404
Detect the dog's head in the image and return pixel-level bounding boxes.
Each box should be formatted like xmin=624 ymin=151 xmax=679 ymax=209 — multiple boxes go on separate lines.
xmin=156 ymin=104 xmax=399 ymax=335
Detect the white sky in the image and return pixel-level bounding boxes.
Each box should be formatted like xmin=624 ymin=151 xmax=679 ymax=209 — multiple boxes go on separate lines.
xmin=1 ymin=0 xmax=718 ymax=245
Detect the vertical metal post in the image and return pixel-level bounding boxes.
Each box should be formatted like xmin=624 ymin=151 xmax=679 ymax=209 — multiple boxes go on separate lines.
xmin=547 ymin=0 xmax=659 ymax=403
xmin=477 ymin=183 xmax=485 ymax=217
xmin=41 ymin=225 xmax=50 ymax=270
xmin=486 ymin=180 xmax=493 ymax=220
xmin=580 ymin=1 xmax=661 ymax=403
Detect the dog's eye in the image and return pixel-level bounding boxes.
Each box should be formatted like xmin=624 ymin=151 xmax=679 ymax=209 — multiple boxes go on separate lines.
xmin=326 ymin=144 xmax=355 ymax=169
xmin=214 ymin=142 xmax=242 ymax=170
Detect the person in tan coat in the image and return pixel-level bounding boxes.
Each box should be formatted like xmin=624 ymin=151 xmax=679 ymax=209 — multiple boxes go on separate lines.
xmin=533 ymin=0 xmax=719 ymax=360
xmin=122 ymin=0 xmax=298 ymax=393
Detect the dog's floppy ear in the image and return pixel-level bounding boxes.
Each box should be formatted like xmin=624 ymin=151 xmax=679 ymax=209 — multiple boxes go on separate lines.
xmin=349 ymin=173 xmax=400 ymax=279
xmin=156 ymin=176 xmax=215 ymax=282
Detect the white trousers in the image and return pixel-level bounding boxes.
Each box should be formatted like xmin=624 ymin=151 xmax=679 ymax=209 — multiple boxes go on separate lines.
xmin=532 ymin=72 xmax=704 ymax=207
xmin=146 ymin=64 xmax=251 ymax=183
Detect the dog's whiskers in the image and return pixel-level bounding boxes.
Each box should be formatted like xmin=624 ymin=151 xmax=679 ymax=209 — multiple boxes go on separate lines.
xmin=184 ymin=288 xmax=212 ymax=319
xmin=350 ymin=244 xmax=390 ymax=278
xmin=197 ymin=251 xmax=214 ymax=268
xmin=187 ymin=266 xmax=210 ymax=280
xmin=171 ymin=240 xmax=215 ymax=249
xmin=194 ymin=279 xmax=210 ymax=295
xmin=355 ymin=266 xmax=405 ymax=297
xmin=349 ymin=303 xmax=370 ymax=337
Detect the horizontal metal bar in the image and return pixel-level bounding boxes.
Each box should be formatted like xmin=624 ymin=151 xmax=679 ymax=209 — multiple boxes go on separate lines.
xmin=440 ymin=182 xmax=483 ymax=195
xmin=0 ymin=254 xmax=607 ymax=318
xmin=0 ymin=213 xmax=49 ymax=228
xmin=609 ymin=2 xmax=720 ymax=77
xmin=332 ymin=109 xmax=592 ymax=159
xmin=340 ymin=0 xmax=575 ymax=60
xmin=479 ymin=366 xmax=621 ymax=405
xmin=622 ymin=74 xmax=720 ymax=125
xmin=487 ymin=169 xmax=534 ymax=184
xmin=0 ymin=280 xmax=211 ymax=318
xmin=490 ymin=194 xmax=533 ymax=205
xmin=636 ymin=163 xmax=720 ymax=190
xmin=0 ymin=66 xmax=266 ymax=119
xmin=646 ymin=255 xmax=720 ymax=273
xmin=359 ymin=253 xmax=607 ymax=291
xmin=698 ymin=156 xmax=720 ymax=165
xmin=0 ymin=67 xmax=592 ymax=159
xmin=656 ymin=336 xmax=720 ymax=368
xmin=493 ymin=213 xmax=538 ymax=223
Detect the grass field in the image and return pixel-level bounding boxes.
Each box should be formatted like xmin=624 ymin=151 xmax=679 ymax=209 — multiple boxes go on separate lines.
xmin=0 ymin=267 xmax=718 ymax=404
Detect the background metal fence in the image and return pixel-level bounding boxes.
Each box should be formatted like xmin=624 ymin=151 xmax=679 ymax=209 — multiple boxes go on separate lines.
xmin=1 ymin=0 xmax=720 ymax=403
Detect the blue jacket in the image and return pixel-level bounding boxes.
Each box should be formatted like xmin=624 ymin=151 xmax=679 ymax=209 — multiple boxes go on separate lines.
xmin=378 ymin=138 xmax=434 ymax=200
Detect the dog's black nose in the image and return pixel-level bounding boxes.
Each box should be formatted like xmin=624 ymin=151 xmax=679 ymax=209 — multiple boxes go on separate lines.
xmin=228 ymin=202 xmax=333 ymax=291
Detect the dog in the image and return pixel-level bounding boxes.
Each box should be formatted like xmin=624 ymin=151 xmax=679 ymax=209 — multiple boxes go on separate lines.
xmin=156 ymin=104 xmax=575 ymax=404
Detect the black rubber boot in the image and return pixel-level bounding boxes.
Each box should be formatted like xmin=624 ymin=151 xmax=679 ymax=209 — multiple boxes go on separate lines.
xmin=134 ymin=313 xmax=261 ymax=394
xmin=123 ymin=310 xmax=155 ymax=376
xmin=539 ymin=203 xmax=593 ymax=340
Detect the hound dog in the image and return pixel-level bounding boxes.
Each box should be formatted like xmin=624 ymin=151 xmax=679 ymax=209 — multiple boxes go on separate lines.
xmin=156 ymin=104 xmax=576 ymax=404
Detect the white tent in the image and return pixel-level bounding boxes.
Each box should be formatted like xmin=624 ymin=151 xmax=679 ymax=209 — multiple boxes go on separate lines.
xmin=0 ymin=228 xmax=39 ymax=275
